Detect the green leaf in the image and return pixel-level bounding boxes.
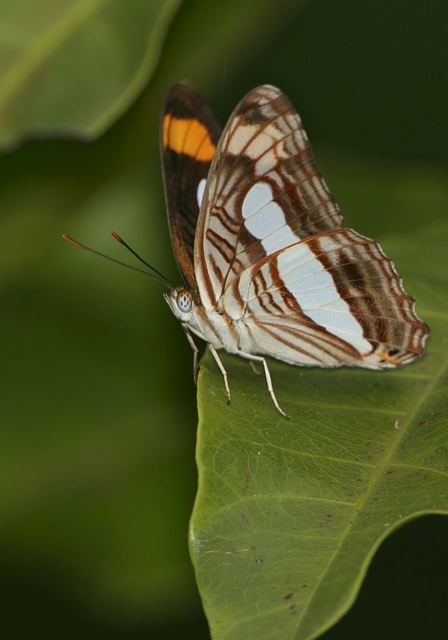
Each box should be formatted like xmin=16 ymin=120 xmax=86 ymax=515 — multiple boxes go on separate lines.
xmin=0 ymin=0 xmax=182 ymax=148
xmin=191 ymin=220 xmax=448 ymax=640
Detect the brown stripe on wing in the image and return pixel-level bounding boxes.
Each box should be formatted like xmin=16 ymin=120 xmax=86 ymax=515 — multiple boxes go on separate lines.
xmin=268 ymin=254 xmax=302 ymax=315
xmin=209 ymin=253 xmax=225 ymax=290
xmin=205 ymin=228 xmax=235 ymax=263
xmin=255 ymin=320 xmax=328 ymax=365
xmin=254 ymin=268 xmax=284 ymax=315
xmin=258 ymin=317 xmax=361 ymax=362
xmin=210 ymin=205 xmax=240 ymax=234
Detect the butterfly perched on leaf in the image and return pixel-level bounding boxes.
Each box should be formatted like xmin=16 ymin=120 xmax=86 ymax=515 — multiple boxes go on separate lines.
xmin=64 ymin=84 xmax=429 ymax=419
xmin=160 ymin=83 xmax=429 ymax=418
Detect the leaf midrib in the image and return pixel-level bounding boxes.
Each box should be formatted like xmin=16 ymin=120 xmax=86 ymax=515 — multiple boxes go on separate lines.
xmin=294 ymin=353 xmax=448 ymax=639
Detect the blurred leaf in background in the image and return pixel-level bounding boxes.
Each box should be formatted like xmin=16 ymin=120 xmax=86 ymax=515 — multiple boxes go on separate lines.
xmin=1 ymin=0 xmax=447 ymax=639
xmin=0 ymin=0 xmax=182 ymax=147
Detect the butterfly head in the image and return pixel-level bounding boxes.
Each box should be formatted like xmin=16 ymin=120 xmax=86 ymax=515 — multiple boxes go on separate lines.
xmin=164 ymin=287 xmax=194 ymax=321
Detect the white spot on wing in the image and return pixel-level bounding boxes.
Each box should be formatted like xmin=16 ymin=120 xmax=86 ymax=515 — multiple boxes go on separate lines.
xmin=277 ymin=244 xmax=371 ymax=354
xmin=242 ymin=181 xmax=300 ymax=255
xmin=242 ymin=182 xmax=272 ymax=216
xmin=197 ymin=178 xmax=206 ymax=208
xmin=262 ymin=226 xmax=298 ymax=255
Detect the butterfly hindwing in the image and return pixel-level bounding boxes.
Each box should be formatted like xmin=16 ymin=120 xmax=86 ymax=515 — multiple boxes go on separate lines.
xmin=161 ymin=84 xmax=221 ymax=295
xmin=195 ymin=84 xmax=344 ymax=308
xmin=221 ymin=227 xmax=429 ymax=367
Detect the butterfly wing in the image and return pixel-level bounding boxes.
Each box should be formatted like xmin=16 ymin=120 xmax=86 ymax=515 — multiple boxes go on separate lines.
xmin=161 ymin=83 xmax=221 ymax=294
xmin=221 ymin=227 xmax=429 ymax=367
xmin=195 ymin=84 xmax=344 ymax=308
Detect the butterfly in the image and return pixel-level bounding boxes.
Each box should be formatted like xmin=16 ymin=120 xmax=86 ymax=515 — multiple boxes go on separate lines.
xmin=160 ymin=83 xmax=429 ymax=418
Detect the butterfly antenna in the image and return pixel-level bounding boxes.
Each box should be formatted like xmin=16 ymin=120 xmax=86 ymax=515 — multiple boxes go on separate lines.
xmin=110 ymin=230 xmax=173 ymax=289
xmin=62 ymin=234 xmax=173 ymax=290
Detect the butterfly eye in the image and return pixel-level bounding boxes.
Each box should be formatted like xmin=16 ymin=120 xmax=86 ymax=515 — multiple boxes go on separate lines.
xmin=177 ymin=290 xmax=192 ymax=313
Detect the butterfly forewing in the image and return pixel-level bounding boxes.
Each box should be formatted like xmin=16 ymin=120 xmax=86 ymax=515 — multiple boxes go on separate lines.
xmin=161 ymin=84 xmax=221 ymax=295
xmin=195 ymin=84 xmax=344 ymax=308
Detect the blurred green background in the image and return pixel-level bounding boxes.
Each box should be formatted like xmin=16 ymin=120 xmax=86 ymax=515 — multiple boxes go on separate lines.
xmin=1 ymin=0 xmax=447 ymax=638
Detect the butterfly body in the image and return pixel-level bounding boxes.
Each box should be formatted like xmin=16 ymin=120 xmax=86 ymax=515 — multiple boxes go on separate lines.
xmin=161 ymin=83 xmax=429 ymax=417
xmin=164 ymin=288 xmax=238 ymax=352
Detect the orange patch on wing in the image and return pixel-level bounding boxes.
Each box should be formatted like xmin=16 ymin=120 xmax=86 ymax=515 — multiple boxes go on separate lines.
xmin=162 ymin=115 xmax=215 ymax=161
xmin=378 ymin=350 xmax=400 ymax=365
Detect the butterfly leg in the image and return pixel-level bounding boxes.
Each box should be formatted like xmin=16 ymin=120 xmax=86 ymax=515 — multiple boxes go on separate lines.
xmin=208 ymin=344 xmax=231 ymax=404
xmin=182 ymin=324 xmax=199 ymax=384
xmin=237 ymin=351 xmax=290 ymax=420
